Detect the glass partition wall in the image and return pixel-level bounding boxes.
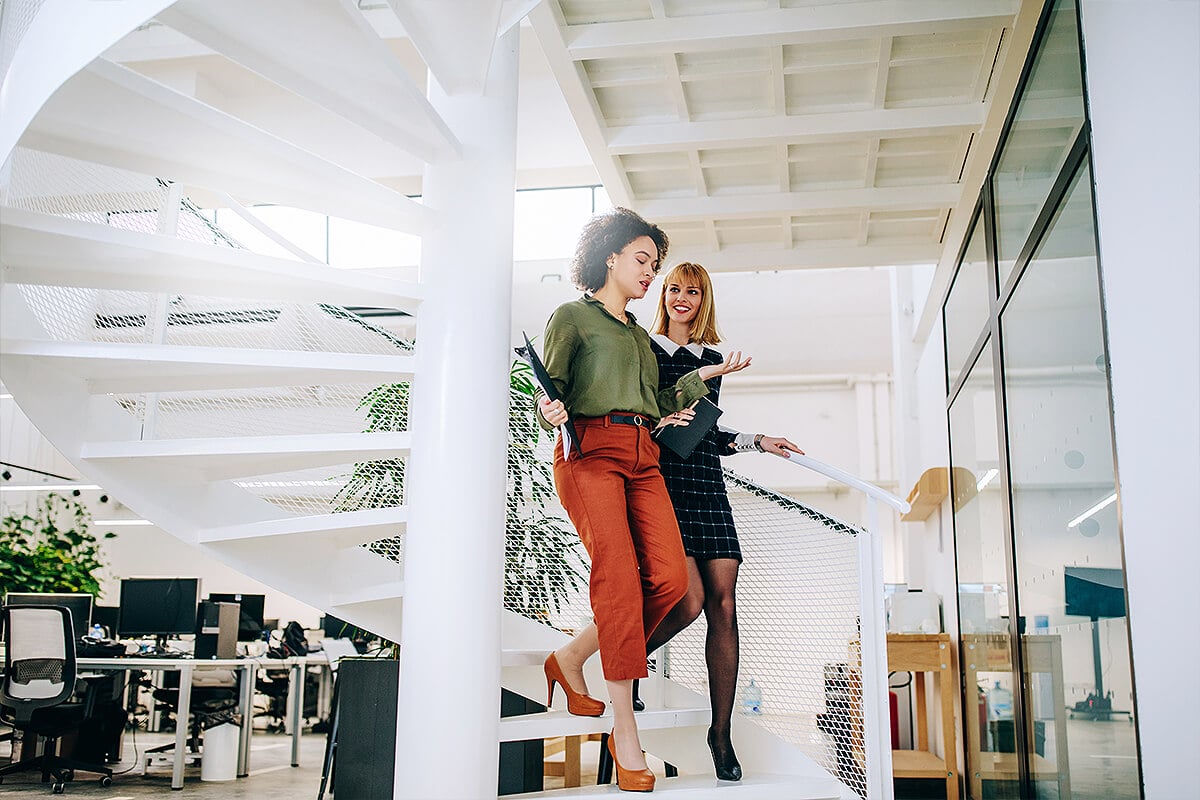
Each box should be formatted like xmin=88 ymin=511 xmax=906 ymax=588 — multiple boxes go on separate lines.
xmin=942 ymin=1 xmax=1141 ymax=797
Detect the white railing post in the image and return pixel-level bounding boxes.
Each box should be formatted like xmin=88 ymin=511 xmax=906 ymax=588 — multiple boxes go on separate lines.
xmin=859 ymin=496 xmax=894 ymax=800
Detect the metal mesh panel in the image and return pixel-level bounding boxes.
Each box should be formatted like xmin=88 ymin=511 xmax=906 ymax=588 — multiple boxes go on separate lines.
xmin=0 ymin=0 xmax=47 ymax=85
xmin=665 ymin=472 xmax=867 ymax=797
xmin=5 ymin=148 xmax=236 ymax=246
xmin=17 ymin=286 xmax=408 ymax=355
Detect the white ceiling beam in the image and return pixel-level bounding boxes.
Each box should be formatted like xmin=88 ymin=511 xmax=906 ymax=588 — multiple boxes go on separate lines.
xmin=672 ymin=241 xmax=942 ymax=272
xmin=970 ymin=26 xmax=1008 ymax=103
xmin=157 ymin=0 xmax=459 ymax=163
xmin=562 ymin=0 xmax=1019 ymax=59
xmin=639 ymin=184 xmax=960 ymax=221
xmin=872 ymin=37 xmax=894 ymax=109
xmin=528 ymin=2 xmax=635 ymax=207
xmin=384 ymin=0 xmax=503 ymax=95
xmin=607 ymin=104 xmax=985 ymax=154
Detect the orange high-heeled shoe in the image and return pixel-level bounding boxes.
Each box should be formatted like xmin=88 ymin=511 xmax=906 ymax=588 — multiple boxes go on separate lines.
xmin=607 ymin=730 xmax=655 ymax=792
xmin=544 ymin=652 xmax=605 ymax=717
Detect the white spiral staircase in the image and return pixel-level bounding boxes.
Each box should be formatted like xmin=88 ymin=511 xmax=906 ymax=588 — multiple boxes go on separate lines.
xmin=0 ymin=3 xmax=898 ymax=798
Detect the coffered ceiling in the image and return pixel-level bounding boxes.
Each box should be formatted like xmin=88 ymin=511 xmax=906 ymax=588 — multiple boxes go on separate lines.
xmin=530 ymin=0 xmax=1023 ymax=271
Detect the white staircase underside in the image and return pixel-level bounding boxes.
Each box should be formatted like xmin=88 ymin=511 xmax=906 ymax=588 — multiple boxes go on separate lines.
xmin=22 ymin=59 xmax=427 ymax=232
xmin=0 ymin=208 xmax=424 ymax=309
xmin=157 ymin=0 xmax=459 ymax=165
xmin=80 ymin=432 xmax=411 ymax=481
xmin=0 ymin=340 xmax=415 ymax=394
xmin=198 ymin=506 xmax=407 ymax=546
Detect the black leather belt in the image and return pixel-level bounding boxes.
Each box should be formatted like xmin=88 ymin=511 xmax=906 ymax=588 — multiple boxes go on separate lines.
xmin=607 ymin=413 xmax=653 ymax=429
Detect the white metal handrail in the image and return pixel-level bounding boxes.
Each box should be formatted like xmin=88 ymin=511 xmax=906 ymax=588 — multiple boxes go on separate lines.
xmin=783 ymin=452 xmax=910 ymax=514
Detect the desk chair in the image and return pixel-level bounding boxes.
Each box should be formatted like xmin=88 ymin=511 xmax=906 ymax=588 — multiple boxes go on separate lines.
xmin=0 ymin=605 xmax=113 ymax=793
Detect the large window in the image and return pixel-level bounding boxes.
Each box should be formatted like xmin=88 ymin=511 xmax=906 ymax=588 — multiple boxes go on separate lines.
xmin=944 ymin=1 xmax=1140 ymax=797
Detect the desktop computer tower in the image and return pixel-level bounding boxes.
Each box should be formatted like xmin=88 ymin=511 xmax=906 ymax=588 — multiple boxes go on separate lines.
xmin=194 ymin=601 xmax=238 ymax=659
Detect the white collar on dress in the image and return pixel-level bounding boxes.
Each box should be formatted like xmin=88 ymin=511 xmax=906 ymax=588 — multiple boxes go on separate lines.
xmin=651 ymin=333 xmax=705 ymax=358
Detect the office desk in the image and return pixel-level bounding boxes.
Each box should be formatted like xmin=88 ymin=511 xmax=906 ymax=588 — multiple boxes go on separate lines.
xmin=79 ymin=657 xmax=256 ymax=790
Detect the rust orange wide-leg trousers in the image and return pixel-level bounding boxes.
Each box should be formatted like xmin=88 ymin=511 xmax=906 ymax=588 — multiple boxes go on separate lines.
xmin=554 ymin=416 xmax=688 ymax=681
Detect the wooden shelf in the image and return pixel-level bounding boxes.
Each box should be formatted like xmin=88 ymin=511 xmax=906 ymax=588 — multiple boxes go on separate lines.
xmin=888 ymin=633 xmax=958 ymax=799
xmin=892 ymin=748 xmax=951 ymax=778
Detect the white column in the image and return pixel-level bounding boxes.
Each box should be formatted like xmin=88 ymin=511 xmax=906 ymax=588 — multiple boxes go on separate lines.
xmin=394 ymin=27 xmax=519 ymax=800
xmin=1079 ymin=3 xmax=1200 ymax=798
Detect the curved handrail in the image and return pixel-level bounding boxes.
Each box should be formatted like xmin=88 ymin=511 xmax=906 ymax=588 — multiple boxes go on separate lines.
xmin=780 ymin=452 xmax=911 ymax=514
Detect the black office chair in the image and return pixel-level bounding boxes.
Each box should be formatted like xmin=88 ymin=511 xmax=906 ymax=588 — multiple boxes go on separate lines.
xmin=0 ymin=605 xmax=113 ymax=793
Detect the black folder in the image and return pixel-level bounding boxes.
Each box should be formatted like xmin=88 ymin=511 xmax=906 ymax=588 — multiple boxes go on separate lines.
xmin=514 ymin=332 xmax=583 ymax=458
xmin=653 ymin=396 xmax=723 ymax=460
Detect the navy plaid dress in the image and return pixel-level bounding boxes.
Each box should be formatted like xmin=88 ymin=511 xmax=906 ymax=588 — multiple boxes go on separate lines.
xmin=651 ymin=338 xmax=743 ymax=562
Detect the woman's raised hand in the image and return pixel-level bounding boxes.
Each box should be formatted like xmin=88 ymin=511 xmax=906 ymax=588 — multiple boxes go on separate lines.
xmin=538 ymin=396 xmax=569 ymax=427
xmin=698 ymin=350 xmax=752 ymax=381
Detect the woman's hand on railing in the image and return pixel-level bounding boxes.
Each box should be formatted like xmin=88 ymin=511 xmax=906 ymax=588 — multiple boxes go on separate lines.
xmin=760 ymin=435 xmax=803 ymax=458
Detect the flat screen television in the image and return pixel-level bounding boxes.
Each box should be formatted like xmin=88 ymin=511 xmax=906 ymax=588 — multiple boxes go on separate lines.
xmin=117 ymin=577 xmax=200 ymax=639
xmin=1064 ymin=566 xmax=1126 ymax=619
xmin=207 ymin=592 xmax=266 ymax=641
xmin=5 ymin=592 xmax=93 ymax=640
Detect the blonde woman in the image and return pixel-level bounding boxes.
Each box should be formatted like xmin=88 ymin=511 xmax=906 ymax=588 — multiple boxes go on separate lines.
xmin=645 ymin=261 xmax=803 ymax=781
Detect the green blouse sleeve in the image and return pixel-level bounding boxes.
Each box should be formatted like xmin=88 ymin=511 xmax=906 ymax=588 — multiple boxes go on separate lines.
xmin=655 ymin=368 xmax=708 ymax=415
xmin=535 ymin=309 xmax=577 ymax=431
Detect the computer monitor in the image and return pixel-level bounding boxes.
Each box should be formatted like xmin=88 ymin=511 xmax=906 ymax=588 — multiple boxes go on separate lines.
xmin=4 ymin=592 xmax=93 ymax=640
xmin=321 ymin=613 xmax=352 ymax=639
xmin=117 ymin=578 xmax=200 ymax=641
xmin=92 ymin=604 xmax=120 ymax=636
xmin=207 ymin=593 xmax=266 ymax=642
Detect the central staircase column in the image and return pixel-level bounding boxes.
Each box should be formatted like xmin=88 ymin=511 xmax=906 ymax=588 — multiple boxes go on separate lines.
xmin=394 ymin=26 xmax=519 ymax=800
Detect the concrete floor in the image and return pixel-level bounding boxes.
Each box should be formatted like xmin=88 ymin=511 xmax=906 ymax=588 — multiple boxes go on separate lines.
xmin=1 ymin=731 xmax=328 ymax=798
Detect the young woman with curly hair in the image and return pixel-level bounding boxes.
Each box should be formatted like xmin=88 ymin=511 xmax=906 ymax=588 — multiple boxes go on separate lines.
xmin=536 ymin=208 xmax=746 ymax=792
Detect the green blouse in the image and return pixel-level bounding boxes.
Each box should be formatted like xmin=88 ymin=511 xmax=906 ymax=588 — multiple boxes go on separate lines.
xmin=536 ymin=295 xmax=708 ymax=430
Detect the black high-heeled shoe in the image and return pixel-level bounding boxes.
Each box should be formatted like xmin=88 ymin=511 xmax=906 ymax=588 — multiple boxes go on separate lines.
xmin=707 ymin=727 xmax=742 ymax=781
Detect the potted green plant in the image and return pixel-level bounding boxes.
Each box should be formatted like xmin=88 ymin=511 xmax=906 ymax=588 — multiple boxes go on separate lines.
xmin=0 ymin=492 xmax=116 ymax=596
xmin=330 ymin=359 xmax=587 ymax=621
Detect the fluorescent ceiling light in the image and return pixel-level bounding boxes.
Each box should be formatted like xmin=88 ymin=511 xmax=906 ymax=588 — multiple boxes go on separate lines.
xmin=1067 ymin=492 xmax=1117 ymax=528
xmin=976 ymin=469 xmax=999 ymax=491
xmin=236 ymin=480 xmax=340 ymax=488
xmin=0 ymin=483 xmax=102 ymax=493
xmin=93 ymin=519 xmax=154 ymax=526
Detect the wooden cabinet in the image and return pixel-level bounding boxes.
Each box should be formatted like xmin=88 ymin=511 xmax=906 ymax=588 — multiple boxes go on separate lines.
xmin=961 ymin=634 xmax=1070 ymax=799
xmin=888 ymin=633 xmax=958 ymax=800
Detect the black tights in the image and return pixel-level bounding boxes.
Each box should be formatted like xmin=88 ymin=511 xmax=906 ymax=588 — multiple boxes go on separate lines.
xmin=646 ymin=557 xmax=740 ymax=748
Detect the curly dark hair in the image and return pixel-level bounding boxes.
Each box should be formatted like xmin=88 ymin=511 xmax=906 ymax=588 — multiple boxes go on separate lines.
xmin=569 ymin=207 xmax=669 ymax=292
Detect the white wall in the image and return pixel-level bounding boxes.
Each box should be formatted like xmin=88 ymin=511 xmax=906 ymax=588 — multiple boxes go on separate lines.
xmin=1079 ymin=1 xmax=1200 ymax=797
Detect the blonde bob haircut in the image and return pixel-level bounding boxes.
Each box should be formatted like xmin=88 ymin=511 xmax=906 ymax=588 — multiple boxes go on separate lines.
xmin=651 ymin=261 xmax=722 ymax=346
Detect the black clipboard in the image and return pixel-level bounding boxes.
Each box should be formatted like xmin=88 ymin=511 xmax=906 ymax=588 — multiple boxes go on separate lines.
xmin=515 ymin=332 xmax=583 ymax=458
xmin=652 ymin=396 xmax=723 ymax=460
